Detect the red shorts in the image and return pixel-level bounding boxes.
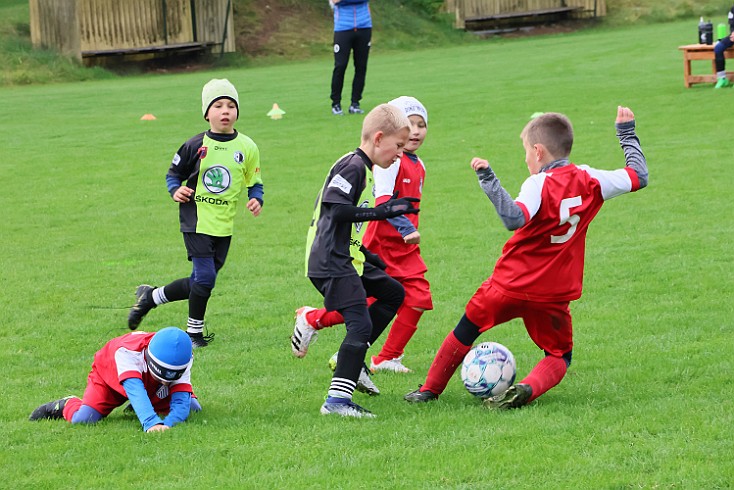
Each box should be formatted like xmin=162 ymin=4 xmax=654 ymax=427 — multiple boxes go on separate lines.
xmin=400 ymin=275 xmax=433 ymax=311
xmin=464 ymin=280 xmax=573 ymax=357
xmin=78 ymin=370 xmax=176 ymax=417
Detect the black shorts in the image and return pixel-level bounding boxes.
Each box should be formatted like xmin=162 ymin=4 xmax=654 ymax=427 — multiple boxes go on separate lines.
xmin=182 ymin=233 xmax=231 ymax=269
xmin=310 ymin=263 xmax=394 ymax=311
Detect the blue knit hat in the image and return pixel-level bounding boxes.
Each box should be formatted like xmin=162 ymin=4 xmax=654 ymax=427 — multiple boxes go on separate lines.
xmin=145 ymin=327 xmax=193 ymax=382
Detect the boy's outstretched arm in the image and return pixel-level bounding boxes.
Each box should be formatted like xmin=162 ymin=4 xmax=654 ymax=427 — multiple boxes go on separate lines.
xmin=162 ymin=391 xmax=192 ymax=427
xmin=121 ymin=378 xmax=166 ymax=432
xmin=615 ymin=106 xmax=648 ymax=189
xmin=329 ymin=195 xmax=420 ymax=223
xmin=471 ymin=158 xmax=526 ymax=231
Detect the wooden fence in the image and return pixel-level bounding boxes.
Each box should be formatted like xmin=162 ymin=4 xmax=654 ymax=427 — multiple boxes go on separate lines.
xmin=29 ymin=0 xmax=234 ymax=61
xmin=445 ymin=0 xmax=606 ymax=29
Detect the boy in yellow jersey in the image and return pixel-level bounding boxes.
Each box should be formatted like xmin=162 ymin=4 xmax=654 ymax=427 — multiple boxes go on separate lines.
xmin=128 ymin=79 xmax=263 ymax=348
xmin=296 ymin=104 xmax=418 ymax=418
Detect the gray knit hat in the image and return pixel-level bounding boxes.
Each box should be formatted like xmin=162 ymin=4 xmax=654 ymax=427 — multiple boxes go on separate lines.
xmin=202 ymin=78 xmax=239 ymax=120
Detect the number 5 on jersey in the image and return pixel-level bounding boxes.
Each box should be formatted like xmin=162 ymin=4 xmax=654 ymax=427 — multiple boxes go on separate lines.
xmin=550 ymin=196 xmax=582 ymax=244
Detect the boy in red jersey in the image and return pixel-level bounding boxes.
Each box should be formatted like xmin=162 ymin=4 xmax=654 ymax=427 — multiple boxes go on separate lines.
xmin=29 ymin=327 xmax=200 ymax=432
xmin=292 ymin=96 xmax=432 ymax=374
xmin=405 ymin=106 xmax=648 ymax=409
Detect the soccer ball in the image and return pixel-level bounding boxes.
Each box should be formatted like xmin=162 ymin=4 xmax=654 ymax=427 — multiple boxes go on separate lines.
xmin=460 ymin=342 xmax=516 ymax=398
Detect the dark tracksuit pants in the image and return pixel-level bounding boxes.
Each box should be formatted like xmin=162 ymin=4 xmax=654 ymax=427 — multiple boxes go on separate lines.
xmin=715 ymin=35 xmax=734 ymax=72
xmin=331 ymin=28 xmax=371 ymax=107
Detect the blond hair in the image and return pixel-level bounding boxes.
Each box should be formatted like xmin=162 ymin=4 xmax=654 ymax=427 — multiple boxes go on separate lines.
xmin=361 ymin=104 xmax=410 ymax=142
xmin=520 ymin=112 xmax=573 ymax=159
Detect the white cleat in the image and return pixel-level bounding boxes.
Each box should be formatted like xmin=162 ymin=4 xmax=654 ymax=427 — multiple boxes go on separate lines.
xmin=370 ymin=355 xmax=412 ymax=373
xmin=291 ymin=306 xmax=317 ymax=358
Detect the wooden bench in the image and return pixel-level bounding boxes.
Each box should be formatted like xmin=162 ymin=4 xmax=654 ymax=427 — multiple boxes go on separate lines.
xmin=465 ymin=5 xmax=583 ymax=24
xmin=82 ymin=42 xmax=216 ymax=59
xmin=678 ymin=43 xmax=734 ymax=88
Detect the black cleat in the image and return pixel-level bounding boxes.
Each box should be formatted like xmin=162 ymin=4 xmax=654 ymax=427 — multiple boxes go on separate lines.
xmin=404 ymin=385 xmax=439 ymax=403
xmin=188 ymin=331 xmax=215 ymax=348
xmin=29 ymin=396 xmax=73 ymax=421
xmin=483 ymin=383 xmax=533 ymax=410
xmin=128 ymin=284 xmax=156 ymax=330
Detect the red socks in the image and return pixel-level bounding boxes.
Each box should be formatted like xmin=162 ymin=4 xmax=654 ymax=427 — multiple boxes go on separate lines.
xmin=374 ymin=305 xmax=422 ymax=363
xmin=62 ymin=396 xmax=83 ymax=422
xmin=306 ymin=308 xmax=344 ymax=330
xmin=520 ymin=355 xmax=568 ymax=402
xmin=422 ymin=331 xmax=472 ymax=395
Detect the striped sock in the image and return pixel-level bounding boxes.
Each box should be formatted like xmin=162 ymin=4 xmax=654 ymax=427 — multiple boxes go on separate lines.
xmin=152 ymin=287 xmax=169 ymax=306
xmin=187 ymin=318 xmax=204 ymax=335
xmin=327 ymin=376 xmax=356 ymax=400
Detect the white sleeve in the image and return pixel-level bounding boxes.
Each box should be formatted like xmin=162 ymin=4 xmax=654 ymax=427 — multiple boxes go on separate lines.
xmin=578 ymin=165 xmax=632 ymax=200
xmin=514 ymin=173 xmax=546 ymax=220
xmin=373 ymin=162 xmax=399 ymax=199
xmin=114 ymin=348 xmax=146 ymax=376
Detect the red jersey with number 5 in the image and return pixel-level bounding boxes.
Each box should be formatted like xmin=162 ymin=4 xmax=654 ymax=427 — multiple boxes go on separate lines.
xmin=489 ymin=164 xmax=641 ymax=302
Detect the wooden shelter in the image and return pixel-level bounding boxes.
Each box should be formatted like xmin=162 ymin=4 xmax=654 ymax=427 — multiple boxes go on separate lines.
xmin=445 ymin=0 xmax=606 ymax=30
xmin=29 ymin=0 xmax=235 ymax=63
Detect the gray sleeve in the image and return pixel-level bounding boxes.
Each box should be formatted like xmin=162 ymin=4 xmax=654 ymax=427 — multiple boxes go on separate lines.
xmin=615 ymin=120 xmax=648 ymax=189
xmin=476 ymin=168 xmax=526 ymax=231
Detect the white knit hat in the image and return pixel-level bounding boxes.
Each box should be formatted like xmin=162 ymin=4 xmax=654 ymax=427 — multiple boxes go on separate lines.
xmin=388 ymin=96 xmax=428 ymax=124
xmin=202 ymin=78 xmax=239 ymax=119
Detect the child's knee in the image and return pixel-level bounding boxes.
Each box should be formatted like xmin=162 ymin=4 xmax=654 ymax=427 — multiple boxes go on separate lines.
xmin=70 ymin=405 xmax=103 ymax=424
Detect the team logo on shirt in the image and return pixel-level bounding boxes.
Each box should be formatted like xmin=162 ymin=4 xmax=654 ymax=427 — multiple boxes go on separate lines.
xmin=234 ymin=151 xmax=244 ymax=164
xmin=198 ymin=146 xmax=208 ymax=159
xmin=354 ymin=199 xmax=370 ymax=233
xmin=202 ymin=165 xmax=231 ymax=194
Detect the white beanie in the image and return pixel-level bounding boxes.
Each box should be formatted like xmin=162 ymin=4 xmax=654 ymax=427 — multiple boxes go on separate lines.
xmin=388 ymin=96 xmax=428 ymax=124
xmin=202 ymin=78 xmax=239 ymax=119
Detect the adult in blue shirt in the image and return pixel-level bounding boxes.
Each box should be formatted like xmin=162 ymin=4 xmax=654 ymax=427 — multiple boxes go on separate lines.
xmin=330 ymin=0 xmax=372 ymax=115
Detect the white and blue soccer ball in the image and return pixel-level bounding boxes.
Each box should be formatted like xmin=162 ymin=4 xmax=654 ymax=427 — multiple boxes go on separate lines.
xmin=460 ymin=342 xmax=516 ymax=398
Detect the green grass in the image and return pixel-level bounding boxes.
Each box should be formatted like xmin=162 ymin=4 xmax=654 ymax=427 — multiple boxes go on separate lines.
xmin=2 ymin=19 xmax=733 ymax=489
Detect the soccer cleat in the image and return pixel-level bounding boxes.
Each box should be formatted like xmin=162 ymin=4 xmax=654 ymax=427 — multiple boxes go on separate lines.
xmin=483 ymin=383 xmax=533 ymax=410
xmin=348 ymin=104 xmax=364 ymax=114
xmin=328 ymin=353 xmax=380 ymax=396
xmin=29 ymin=396 xmax=74 ymax=421
xmin=404 ymin=385 xmax=439 ymax=403
xmin=331 ymin=104 xmax=344 ymax=116
xmin=128 ymin=284 xmax=156 ymax=330
xmin=357 ymin=365 xmax=380 ymax=396
xmin=328 ymin=351 xmax=339 ymax=371
xmin=320 ymin=396 xmax=375 ymax=418
xmin=188 ymin=330 xmax=215 ymax=349
xmin=714 ymin=77 xmax=733 ymax=88
xmin=291 ymin=307 xmax=318 ymax=358
xmin=370 ymin=355 xmax=412 ymax=373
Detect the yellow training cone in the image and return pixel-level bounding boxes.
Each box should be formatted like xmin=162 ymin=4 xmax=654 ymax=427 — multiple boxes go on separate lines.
xmin=267 ymin=103 xmax=285 ymax=120
xmin=140 ymin=114 xmax=157 ymax=120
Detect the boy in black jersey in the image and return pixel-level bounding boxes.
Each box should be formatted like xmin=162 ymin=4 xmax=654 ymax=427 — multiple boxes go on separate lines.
xmin=128 ymin=79 xmax=264 ymax=348
xmin=297 ymin=103 xmax=419 ymax=418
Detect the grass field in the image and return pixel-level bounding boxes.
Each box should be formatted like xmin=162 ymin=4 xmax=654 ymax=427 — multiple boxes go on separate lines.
xmin=2 ymin=18 xmax=733 ymax=489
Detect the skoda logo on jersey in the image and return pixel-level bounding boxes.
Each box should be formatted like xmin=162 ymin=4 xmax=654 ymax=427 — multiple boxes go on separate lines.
xmin=234 ymin=151 xmax=245 ymax=165
xmin=202 ymin=165 xmax=231 ymax=194
xmin=354 ymin=199 xmax=370 ymax=233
